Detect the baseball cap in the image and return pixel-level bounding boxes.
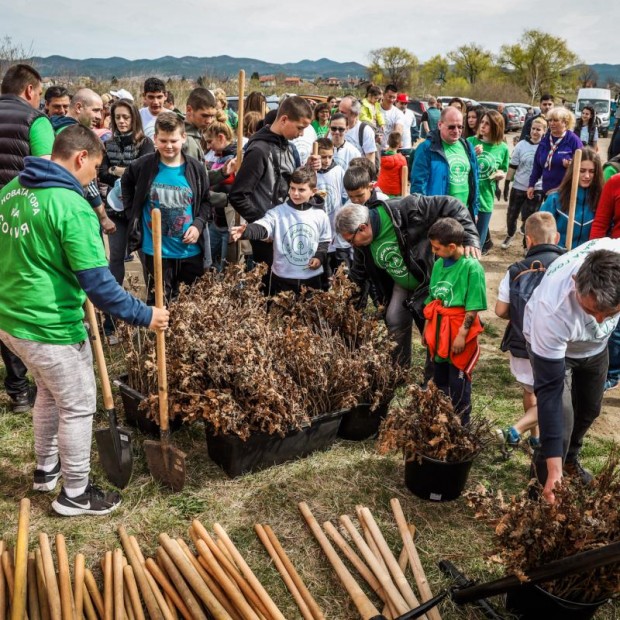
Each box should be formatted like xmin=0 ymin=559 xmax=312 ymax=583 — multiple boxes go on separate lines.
xmin=396 ymin=93 xmax=410 ymax=103
xmin=110 ymin=89 xmax=134 ymax=102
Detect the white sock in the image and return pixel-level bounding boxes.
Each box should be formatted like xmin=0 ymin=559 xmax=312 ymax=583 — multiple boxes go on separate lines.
xmin=65 ymin=484 xmax=87 ymax=498
xmin=37 ymin=459 xmax=59 ymax=473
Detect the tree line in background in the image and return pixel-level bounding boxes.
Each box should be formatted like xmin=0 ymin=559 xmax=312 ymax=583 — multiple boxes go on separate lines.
xmin=368 ymin=29 xmax=620 ymax=103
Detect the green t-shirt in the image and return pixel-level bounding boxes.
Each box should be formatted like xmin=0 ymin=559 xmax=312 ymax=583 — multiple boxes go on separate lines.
xmin=443 ymin=140 xmax=471 ymax=207
xmin=311 ymin=120 xmax=329 ymax=138
xmin=29 ymin=116 xmax=55 ymax=156
xmin=0 ymin=177 xmax=108 ymax=344
xmin=603 ymin=164 xmax=619 ymax=183
xmin=370 ymin=206 xmax=420 ymax=291
xmin=426 ymin=255 xmax=487 ymax=309
xmin=467 ymin=137 xmax=510 ymax=213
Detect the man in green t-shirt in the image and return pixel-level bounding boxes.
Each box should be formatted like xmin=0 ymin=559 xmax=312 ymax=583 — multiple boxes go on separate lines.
xmin=410 ymin=106 xmax=480 ymax=220
xmin=334 ymin=196 xmax=480 ymax=368
xmin=0 ymin=63 xmax=55 ymax=413
xmin=0 ymin=125 xmax=169 ymax=517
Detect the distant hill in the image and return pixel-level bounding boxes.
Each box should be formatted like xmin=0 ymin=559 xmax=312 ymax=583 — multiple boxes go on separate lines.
xmin=590 ymin=64 xmax=620 ymax=86
xmin=32 ymin=55 xmax=367 ymax=80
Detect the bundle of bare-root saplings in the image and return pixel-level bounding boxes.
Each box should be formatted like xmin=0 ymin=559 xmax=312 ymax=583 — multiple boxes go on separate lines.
xmin=118 ymin=265 xmax=403 ymax=475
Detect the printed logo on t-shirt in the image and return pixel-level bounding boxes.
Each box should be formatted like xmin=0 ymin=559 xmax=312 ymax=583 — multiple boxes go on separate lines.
xmin=282 ymin=223 xmax=317 ymax=266
xmin=375 ymin=241 xmax=408 ymax=278
xmin=448 ymin=153 xmax=470 ymax=185
xmin=149 ymin=183 xmax=192 ymax=238
xmin=476 ymin=149 xmax=497 ymax=181
xmin=431 ymin=280 xmax=455 ymax=305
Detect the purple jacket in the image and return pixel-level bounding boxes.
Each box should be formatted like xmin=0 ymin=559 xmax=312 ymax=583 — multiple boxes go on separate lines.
xmin=529 ymin=131 xmax=583 ymax=194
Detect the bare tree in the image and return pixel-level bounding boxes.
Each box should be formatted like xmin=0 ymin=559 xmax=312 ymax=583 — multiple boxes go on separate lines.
xmin=0 ymin=36 xmax=34 ymax=81
xmin=577 ymin=64 xmax=599 ymax=87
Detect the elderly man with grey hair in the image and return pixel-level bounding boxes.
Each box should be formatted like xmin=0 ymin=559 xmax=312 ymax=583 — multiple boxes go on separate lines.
xmin=334 ymin=195 xmax=480 ymax=367
xmin=338 ymin=95 xmax=377 ymax=165
xmin=523 ymin=238 xmax=620 ymax=502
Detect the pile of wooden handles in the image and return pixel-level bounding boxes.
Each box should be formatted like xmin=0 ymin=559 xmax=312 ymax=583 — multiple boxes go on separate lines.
xmin=0 ymin=499 xmax=326 ymax=620
xmin=299 ymin=498 xmax=442 ymax=620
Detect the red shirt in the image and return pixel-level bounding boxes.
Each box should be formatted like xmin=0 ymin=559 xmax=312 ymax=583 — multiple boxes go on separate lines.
xmin=377 ymin=152 xmax=408 ymax=196
xmin=590 ymin=174 xmax=620 ymax=239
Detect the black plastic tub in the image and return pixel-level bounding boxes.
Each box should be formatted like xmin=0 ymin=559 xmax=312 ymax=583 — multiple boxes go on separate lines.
xmin=338 ymin=401 xmax=389 ymax=441
xmin=505 ymin=584 xmax=607 ymax=619
xmin=114 ymin=375 xmax=182 ymax=436
xmin=405 ymin=454 xmax=474 ymax=501
xmin=205 ymin=410 xmax=346 ymax=477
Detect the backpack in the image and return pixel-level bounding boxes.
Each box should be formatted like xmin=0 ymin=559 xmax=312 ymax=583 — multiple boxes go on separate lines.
xmin=604 ymin=154 xmax=620 ymax=175
xmin=500 ymin=259 xmax=548 ymax=359
xmin=358 ymin=121 xmax=381 ymax=175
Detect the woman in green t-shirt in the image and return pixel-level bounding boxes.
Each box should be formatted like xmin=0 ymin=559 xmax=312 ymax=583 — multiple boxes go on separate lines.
xmin=467 ymin=109 xmax=510 ymax=248
xmin=311 ymin=103 xmax=331 ymax=138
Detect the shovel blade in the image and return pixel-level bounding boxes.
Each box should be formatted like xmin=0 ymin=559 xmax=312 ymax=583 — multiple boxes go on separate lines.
xmin=143 ymin=439 xmax=186 ymax=492
xmin=95 ymin=426 xmax=134 ymax=489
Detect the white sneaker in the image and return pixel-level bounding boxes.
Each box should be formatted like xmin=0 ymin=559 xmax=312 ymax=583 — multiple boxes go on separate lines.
xmin=501 ymin=236 xmax=513 ymax=249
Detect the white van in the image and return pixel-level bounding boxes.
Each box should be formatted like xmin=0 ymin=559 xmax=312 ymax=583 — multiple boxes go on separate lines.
xmin=575 ymin=88 xmax=612 ymax=137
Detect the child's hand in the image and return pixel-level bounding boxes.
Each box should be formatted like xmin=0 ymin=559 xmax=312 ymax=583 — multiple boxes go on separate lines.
xmin=562 ymin=158 xmax=572 ymax=168
xmin=474 ymin=144 xmax=483 ymax=156
xmin=452 ymin=333 xmax=466 ymax=354
xmin=222 ymin=157 xmax=237 ymax=176
xmin=493 ymin=171 xmax=505 ymax=180
xmin=307 ymin=154 xmax=321 ymax=171
xmin=182 ymin=225 xmax=200 ymax=244
xmin=230 ymin=225 xmax=246 ymax=242
xmin=307 ymin=257 xmax=321 ymax=270
xmin=526 ymin=187 xmax=535 ymax=200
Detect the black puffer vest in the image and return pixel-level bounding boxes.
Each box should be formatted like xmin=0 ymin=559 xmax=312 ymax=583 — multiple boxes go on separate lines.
xmin=0 ymin=94 xmax=46 ymax=188
xmin=105 ymin=133 xmax=140 ymax=168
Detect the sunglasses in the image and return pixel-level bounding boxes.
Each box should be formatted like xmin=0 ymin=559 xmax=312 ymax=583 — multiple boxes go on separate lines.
xmin=445 ymin=124 xmax=464 ymax=130
xmin=330 ymin=127 xmax=346 ymax=132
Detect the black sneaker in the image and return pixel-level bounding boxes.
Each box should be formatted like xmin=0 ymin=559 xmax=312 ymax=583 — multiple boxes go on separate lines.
xmin=563 ymin=459 xmax=594 ymax=485
xmin=52 ymin=483 xmax=121 ymax=517
xmin=33 ymin=460 xmax=61 ymax=492
xmin=12 ymin=385 xmax=37 ymax=413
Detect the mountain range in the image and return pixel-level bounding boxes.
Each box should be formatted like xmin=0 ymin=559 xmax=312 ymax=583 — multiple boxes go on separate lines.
xmin=32 ymin=55 xmax=368 ymax=80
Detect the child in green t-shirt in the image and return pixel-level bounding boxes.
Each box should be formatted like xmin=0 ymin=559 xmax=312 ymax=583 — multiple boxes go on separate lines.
xmin=423 ymin=218 xmax=487 ymax=423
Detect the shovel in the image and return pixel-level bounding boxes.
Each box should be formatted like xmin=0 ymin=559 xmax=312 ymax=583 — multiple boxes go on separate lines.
xmin=143 ymin=207 xmax=187 ymax=492
xmin=86 ymin=298 xmax=133 ymax=488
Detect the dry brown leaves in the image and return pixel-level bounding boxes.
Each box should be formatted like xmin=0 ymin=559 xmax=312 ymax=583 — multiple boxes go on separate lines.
xmin=466 ymin=449 xmax=620 ymax=603
xmin=377 ymin=382 xmax=492 ymax=462
xmin=121 ymin=265 xmax=402 ymax=439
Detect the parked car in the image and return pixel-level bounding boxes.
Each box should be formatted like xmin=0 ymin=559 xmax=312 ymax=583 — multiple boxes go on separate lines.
xmin=437 ymin=96 xmax=480 ymax=108
xmin=407 ymin=99 xmax=427 ymax=126
xmin=479 ymin=101 xmax=523 ymax=132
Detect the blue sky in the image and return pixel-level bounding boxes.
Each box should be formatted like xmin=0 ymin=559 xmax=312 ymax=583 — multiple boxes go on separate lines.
xmin=3 ymin=0 xmax=614 ymax=65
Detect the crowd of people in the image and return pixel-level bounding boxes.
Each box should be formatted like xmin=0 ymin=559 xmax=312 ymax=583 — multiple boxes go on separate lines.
xmin=1 ymin=64 xmax=619 ymax=515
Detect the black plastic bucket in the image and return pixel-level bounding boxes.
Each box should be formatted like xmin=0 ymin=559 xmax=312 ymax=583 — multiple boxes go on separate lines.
xmin=114 ymin=375 xmax=182 ymax=436
xmin=405 ymin=454 xmax=474 ymax=501
xmin=205 ymin=410 xmax=346 ymax=477
xmin=505 ymin=584 xmax=607 ymax=619
xmin=338 ymin=401 xmax=389 ymax=441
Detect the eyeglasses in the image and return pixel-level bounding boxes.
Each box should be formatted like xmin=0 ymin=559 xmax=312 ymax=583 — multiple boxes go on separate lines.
xmin=446 ymin=124 xmax=463 ymax=130
xmin=330 ymin=127 xmax=346 ymax=132
xmin=349 ymin=221 xmax=368 ymax=245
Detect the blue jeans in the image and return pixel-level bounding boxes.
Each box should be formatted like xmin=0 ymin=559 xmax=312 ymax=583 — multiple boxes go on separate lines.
xmin=607 ymin=321 xmax=620 ymax=382
xmin=209 ymin=222 xmax=229 ymax=272
xmin=434 ymin=361 xmax=472 ymax=425
xmin=476 ymin=211 xmax=493 ymax=247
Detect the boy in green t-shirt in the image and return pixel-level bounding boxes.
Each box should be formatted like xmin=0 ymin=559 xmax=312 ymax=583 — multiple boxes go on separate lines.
xmin=424 ymin=218 xmax=487 ymax=423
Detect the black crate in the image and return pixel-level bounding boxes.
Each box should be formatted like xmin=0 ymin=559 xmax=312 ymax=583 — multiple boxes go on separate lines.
xmin=205 ymin=410 xmax=346 ymax=477
xmin=338 ymin=401 xmax=389 ymax=441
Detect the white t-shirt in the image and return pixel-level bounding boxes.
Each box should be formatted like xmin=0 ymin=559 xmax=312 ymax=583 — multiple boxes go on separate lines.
xmin=331 ymin=140 xmax=361 ymax=171
xmin=510 ymin=140 xmax=542 ymax=191
xmin=291 ymin=124 xmax=318 ymax=166
xmin=523 ymin=238 xmax=620 ymax=360
xmin=346 ymin=121 xmax=376 ymax=156
xmin=380 ymin=105 xmax=405 ymax=149
xmin=140 ymin=107 xmax=158 ymax=140
xmin=253 ymin=201 xmax=332 ymax=279
xmin=317 ymin=164 xmax=349 ymax=251
xmin=400 ymin=109 xmax=416 ymax=149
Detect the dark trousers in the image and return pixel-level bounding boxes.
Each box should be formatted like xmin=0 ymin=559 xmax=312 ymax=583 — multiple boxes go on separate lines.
xmin=606 ymin=321 xmax=620 ymax=383
xmin=321 ymin=248 xmax=353 ymax=290
xmin=506 ymin=188 xmax=543 ymax=239
xmin=533 ymin=348 xmax=608 ymax=485
xmin=1 ymin=340 xmax=29 ymax=398
xmin=434 ymin=361 xmax=472 ymax=425
xmin=250 ymin=239 xmax=274 ymax=293
xmin=143 ymin=253 xmax=205 ymax=305
xmin=268 ymin=272 xmax=322 ymax=296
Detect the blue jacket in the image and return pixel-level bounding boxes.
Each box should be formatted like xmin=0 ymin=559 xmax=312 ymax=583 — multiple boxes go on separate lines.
xmin=540 ymin=186 xmax=595 ymax=249
xmin=410 ymin=130 xmax=480 ymax=217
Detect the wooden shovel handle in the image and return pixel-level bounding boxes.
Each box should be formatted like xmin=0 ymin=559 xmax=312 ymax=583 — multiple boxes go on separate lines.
xmin=151 ymin=208 xmax=169 ymax=434
xmin=38 ymin=534 xmax=61 ymax=620
xmin=84 ymin=569 xmax=104 ymax=618
xmin=34 ymin=549 xmax=51 ymax=620
xmin=27 ymin=553 xmax=41 ymax=620
xmin=123 ymin=565 xmax=146 ymax=620
xmin=84 ymin=299 xmax=115 ymax=410
xmin=11 ymin=498 xmax=29 ymax=620
xmin=0 ymin=540 xmax=6 ymax=620
xmin=401 ymin=165 xmax=409 ymax=197
xmin=73 ymin=554 xmax=84 ymax=620
xmin=298 ymin=503 xmax=382 ymax=620
xmin=144 ymin=559 xmax=190 ymax=620
xmin=55 ymin=535 xmax=74 ymax=620
xmin=565 ymin=148 xmax=583 ymax=251
xmin=113 ymin=549 xmax=125 ymax=620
